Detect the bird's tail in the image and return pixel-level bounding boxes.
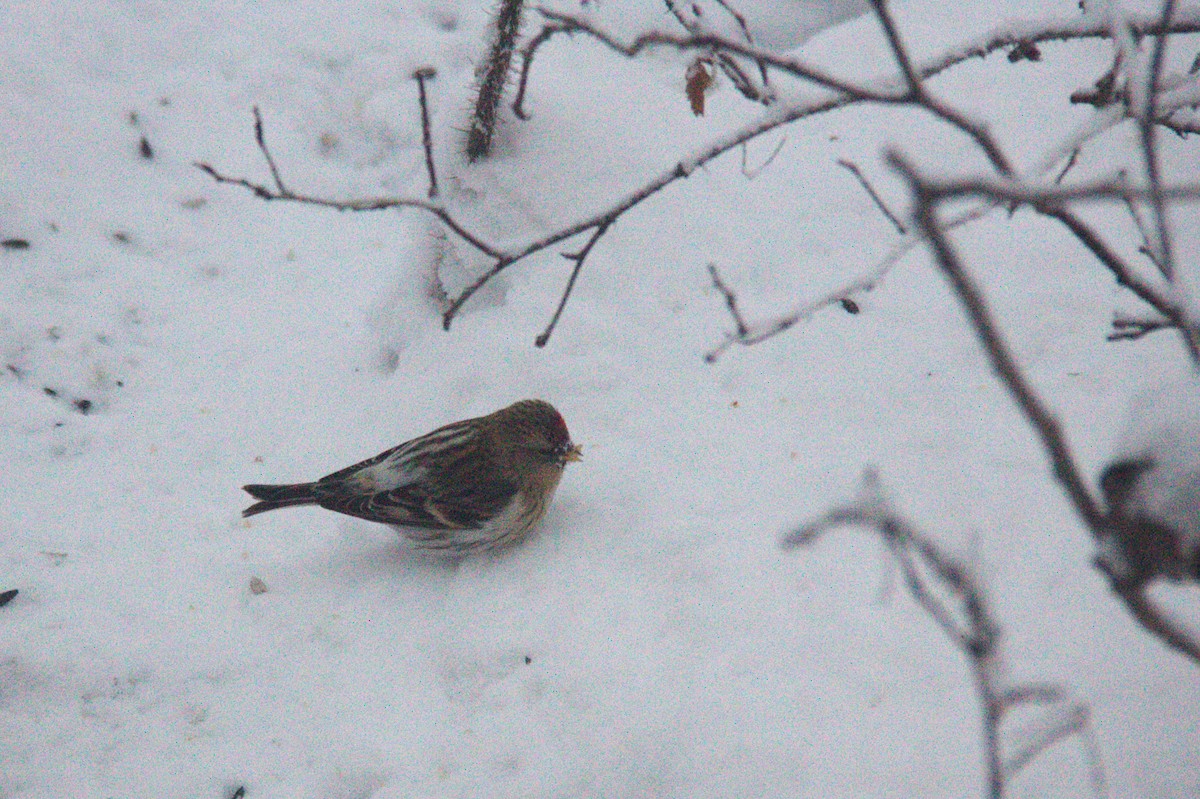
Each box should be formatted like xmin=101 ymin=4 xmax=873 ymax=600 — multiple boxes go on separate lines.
xmin=242 ymin=482 xmax=319 ymax=517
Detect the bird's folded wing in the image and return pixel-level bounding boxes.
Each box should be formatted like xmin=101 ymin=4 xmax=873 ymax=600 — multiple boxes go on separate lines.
xmin=314 ymin=477 xmax=518 ymax=530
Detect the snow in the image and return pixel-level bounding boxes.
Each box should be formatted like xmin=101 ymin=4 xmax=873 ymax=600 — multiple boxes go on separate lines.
xmin=2 ymin=0 xmax=1199 ymax=797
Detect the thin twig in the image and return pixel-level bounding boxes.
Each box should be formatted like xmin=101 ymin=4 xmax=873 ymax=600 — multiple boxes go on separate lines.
xmin=837 ymin=158 xmax=906 ymax=234
xmin=707 ymin=263 xmax=749 ymax=338
xmin=536 ymin=221 xmax=611 ymax=347
xmin=741 ymin=136 xmax=787 ymax=179
xmin=1138 ymin=0 xmax=1179 ymax=279
xmin=1054 ymin=148 xmax=1081 ymax=184
xmin=195 ymin=160 xmax=501 ymax=258
xmin=253 ymin=106 xmax=287 ymax=193
xmin=706 ymin=200 xmax=994 ymax=361
xmin=413 ymin=68 xmax=439 ymax=199
xmin=513 ymin=22 xmax=569 ymax=120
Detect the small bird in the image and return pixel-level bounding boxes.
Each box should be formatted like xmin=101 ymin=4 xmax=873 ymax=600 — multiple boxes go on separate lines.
xmin=242 ymin=399 xmax=581 ymax=554
xmin=1100 ymin=458 xmax=1200 ymax=583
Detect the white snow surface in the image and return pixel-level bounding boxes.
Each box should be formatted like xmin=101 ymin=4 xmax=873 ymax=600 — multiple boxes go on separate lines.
xmin=2 ymin=0 xmax=1199 ymax=797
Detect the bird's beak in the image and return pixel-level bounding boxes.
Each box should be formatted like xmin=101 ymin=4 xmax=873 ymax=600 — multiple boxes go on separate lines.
xmin=563 ymin=444 xmax=583 ymax=463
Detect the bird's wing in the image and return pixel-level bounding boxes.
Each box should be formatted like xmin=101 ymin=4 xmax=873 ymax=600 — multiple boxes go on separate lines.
xmin=308 ymin=417 xmax=520 ymax=529
xmin=383 ymin=476 xmax=518 ymax=529
xmin=311 ymin=474 xmax=517 ymax=529
xmin=316 ymin=419 xmax=476 ymax=485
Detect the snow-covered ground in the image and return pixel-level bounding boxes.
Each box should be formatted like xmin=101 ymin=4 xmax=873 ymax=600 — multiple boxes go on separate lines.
xmin=2 ymin=0 xmax=1197 ymax=797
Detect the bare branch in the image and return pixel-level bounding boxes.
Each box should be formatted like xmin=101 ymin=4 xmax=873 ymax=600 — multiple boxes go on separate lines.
xmin=1119 ymin=170 xmax=1166 ymax=272
xmin=890 ymin=170 xmax=1200 ymax=360
xmin=836 ymin=158 xmax=906 ymax=234
xmin=870 ymin=0 xmax=1015 ymax=176
xmin=529 ymin=9 xmax=897 ymax=103
xmin=893 ymin=151 xmax=1200 ymax=666
xmin=253 ymin=106 xmax=287 ymax=194
xmin=413 ymin=68 xmax=439 ymax=199
xmin=869 ymin=0 xmax=923 ymax=98
xmin=512 ymin=21 xmax=569 ymax=120
xmin=1109 ymin=314 xmax=1173 ymax=341
xmin=706 ymin=263 xmax=750 ymax=339
xmin=535 ymin=221 xmax=611 ymax=347
xmin=197 ymin=110 xmax=501 ymax=255
xmin=706 ymin=201 xmax=994 ymax=361
xmin=1053 ymin=147 xmax=1081 ymax=185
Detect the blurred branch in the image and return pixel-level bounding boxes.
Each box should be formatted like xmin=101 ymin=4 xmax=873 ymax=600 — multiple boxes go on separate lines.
xmin=1108 ymin=577 xmax=1200 ymax=662
xmin=891 ymin=154 xmax=1107 ymax=534
xmin=892 ymin=149 xmax=1200 ymax=666
xmin=902 ymin=172 xmax=1200 ymax=360
xmin=1136 ymin=0 xmax=1179 ymax=279
xmin=783 ymin=470 xmax=1103 ymax=799
xmin=1109 ymin=313 xmax=1173 ymax=341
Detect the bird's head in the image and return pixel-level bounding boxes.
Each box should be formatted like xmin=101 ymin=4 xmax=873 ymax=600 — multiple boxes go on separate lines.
xmin=490 ymin=399 xmax=582 ymax=471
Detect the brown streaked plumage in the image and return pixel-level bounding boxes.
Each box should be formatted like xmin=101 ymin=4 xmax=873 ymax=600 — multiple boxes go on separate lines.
xmin=242 ymin=399 xmax=581 ymax=553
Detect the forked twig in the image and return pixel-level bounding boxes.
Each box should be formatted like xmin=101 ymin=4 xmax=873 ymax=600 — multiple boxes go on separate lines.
xmin=535 ymin=221 xmax=611 ymax=347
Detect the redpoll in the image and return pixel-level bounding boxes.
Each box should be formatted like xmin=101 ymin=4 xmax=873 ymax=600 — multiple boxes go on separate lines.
xmin=1098 ymin=378 xmax=1200 ymax=583
xmin=242 ymin=399 xmax=581 ymax=554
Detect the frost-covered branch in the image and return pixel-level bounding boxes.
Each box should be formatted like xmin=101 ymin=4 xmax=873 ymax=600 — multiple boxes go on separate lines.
xmin=706 ymin=200 xmax=993 ymax=360
xmin=669 ymin=1 xmax=1198 ymax=361
xmin=467 ymin=0 xmax=527 ymax=161
xmin=783 ymin=470 xmax=1104 ymax=799
xmin=202 ymin=2 xmax=1200 ymax=350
